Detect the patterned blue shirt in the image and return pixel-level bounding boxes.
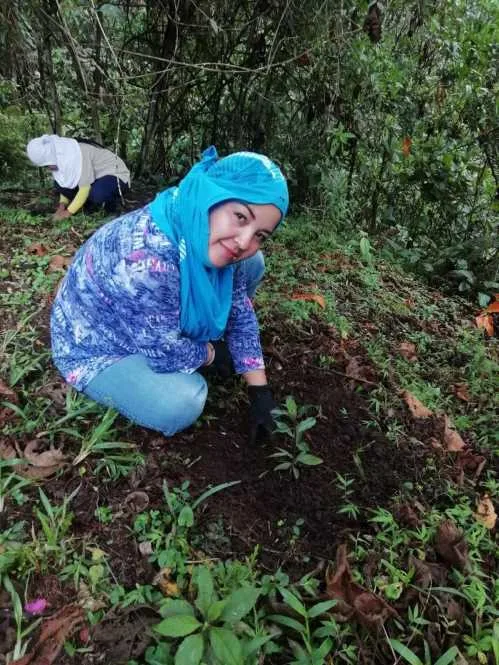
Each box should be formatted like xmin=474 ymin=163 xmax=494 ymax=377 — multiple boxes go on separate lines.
xmin=50 ymin=206 xmax=264 ymax=390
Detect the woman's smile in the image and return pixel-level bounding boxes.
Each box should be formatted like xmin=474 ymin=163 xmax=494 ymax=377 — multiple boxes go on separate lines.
xmin=208 ymin=201 xmax=281 ymax=268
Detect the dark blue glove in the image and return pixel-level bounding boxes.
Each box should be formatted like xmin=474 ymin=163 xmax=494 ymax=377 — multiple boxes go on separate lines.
xmin=211 ymin=340 xmax=234 ymax=378
xmin=248 ymin=385 xmax=276 ymax=445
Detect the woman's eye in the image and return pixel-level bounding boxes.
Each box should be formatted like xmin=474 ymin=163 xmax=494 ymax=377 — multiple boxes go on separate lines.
xmin=235 ymin=212 xmax=246 ymax=221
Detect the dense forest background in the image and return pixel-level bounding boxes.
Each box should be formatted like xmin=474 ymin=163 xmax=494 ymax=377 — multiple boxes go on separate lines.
xmin=0 ymin=0 xmax=497 ymax=300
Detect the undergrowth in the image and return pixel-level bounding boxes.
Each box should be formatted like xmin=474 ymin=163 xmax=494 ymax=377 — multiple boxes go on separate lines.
xmin=0 ymin=203 xmax=497 ymax=665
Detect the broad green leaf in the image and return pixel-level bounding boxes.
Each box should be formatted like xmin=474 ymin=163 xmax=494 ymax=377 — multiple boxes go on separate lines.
xmin=434 ymin=647 xmax=459 ymax=665
xmin=175 ymin=633 xmax=204 ymax=665
xmin=267 ymin=614 xmax=305 ymax=634
xmin=297 ymin=453 xmax=323 ymax=466
xmin=88 ymin=564 xmax=104 ymax=586
xmin=280 ymin=589 xmax=307 ymax=618
xmin=209 ymin=627 xmax=243 ymax=665
xmin=242 ymin=633 xmax=275 ymax=658
xmin=296 ymin=417 xmax=316 ymax=434
xmin=154 ymin=614 xmax=201 ymax=638
xmin=307 ymin=599 xmax=337 ymax=618
xmin=194 ymin=566 xmax=214 ymax=616
xmin=220 ymin=587 xmax=260 ymax=624
xmin=144 ymin=643 xmax=172 ymax=665
xmin=388 ymin=639 xmax=423 ymax=665
xmin=177 ymin=505 xmax=194 ymax=527
xmin=207 ymin=599 xmax=227 ymax=623
xmin=159 ymin=599 xmax=195 ymax=618
xmin=314 ymin=637 xmax=333 ymax=660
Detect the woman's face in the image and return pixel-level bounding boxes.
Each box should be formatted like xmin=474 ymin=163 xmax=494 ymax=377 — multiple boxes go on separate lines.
xmin=208 ymin=201 xmax=281 ymax=268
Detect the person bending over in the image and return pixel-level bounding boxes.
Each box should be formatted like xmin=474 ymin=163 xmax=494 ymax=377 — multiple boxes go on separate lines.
xmin=27 ymin=134 xmax=130 ymax=220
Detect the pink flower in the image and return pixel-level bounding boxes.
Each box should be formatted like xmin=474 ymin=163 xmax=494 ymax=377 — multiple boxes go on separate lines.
xmin=25 ymin=598 xmax=48 ymax=615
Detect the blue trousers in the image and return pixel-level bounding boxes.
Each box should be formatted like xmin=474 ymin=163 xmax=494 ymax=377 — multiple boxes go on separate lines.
xmin=83 ymin=251 xmax=265 ymax=436
xmin=57 ymin=175 xmax=129 ymax=213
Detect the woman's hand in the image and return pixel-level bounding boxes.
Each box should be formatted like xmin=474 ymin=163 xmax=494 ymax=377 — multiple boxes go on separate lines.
xmin=247 ymin=384 xmax=276 ymax=445
xmin=53 ymin=205 xmax=72 ymax=221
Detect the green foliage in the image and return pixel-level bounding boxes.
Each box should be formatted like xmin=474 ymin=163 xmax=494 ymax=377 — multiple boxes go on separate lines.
xmin=2 ymin=0 xmax=496 ymax=299
xmin=269 ymin=397 xmax=323 ymax=479
xmin=153 ymin=565 xmax=263 ymax=665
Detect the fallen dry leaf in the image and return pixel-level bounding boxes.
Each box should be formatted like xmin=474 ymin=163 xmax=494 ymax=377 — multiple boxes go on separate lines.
xmin=325 ymin=544 xmax=397 ymax=628
xmin=435 ymin=520 xmax=469 ymax=570
xmin=0 ymin=440 xmax=17 ymax=462
xmin=452 ymin=383 xmax=470 ymax=402
xmin=474 ymin=494 xmax=497 ymax=529
xmin=91 ymin=605 xmax=159 ymax=663
xmin=475 ymin=295 xmax=499 ymax=338
xmin=24 ymin=440 xmax=66 ymax=468
xmin=36 ymin=381 xmax=70 ymax=408
xmin=402 ymin=391 xmax=433 ymax=418
xmin=395 ymin=503 xmax=421 ymax=528
xmin=154 ymin=568 xmax=180 ymax=597
xmin=27 ymin=242 xmax=49 ymax=256
xmin=78 ymin=582 xmax=107 ymax=612
xmin=1 ymin=440 xmax=65 ymax=480
xmin=124 ymin=490 xmax=149 ymax=513
xmin=344 ymin=356 xmax=376 ymax=385
xmin=408 ymin=554 xmax=447 ymax=589
xmin=11 ymin=604 xmax=85 ymax=665
xmin=455 ymin=450 xmax=486 ymax=482
xmin=398 ymin=341 xmax=417 ymax=362
xmin=290 ymin=292 xmax=326 ymax=309
xmin=441 ymin=415 xmax=466 ymax=452
xmin=0 ymin=378 xmax=18 ymax=404
xmin=48 ymin=255 xmax=72 ymax=272
xmin=475 ymin=313 xmax=494 ymax=337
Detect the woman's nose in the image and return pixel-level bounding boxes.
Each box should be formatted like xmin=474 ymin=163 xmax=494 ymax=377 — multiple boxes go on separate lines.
xmin=237 ymin=227 xmax=254 ymax=250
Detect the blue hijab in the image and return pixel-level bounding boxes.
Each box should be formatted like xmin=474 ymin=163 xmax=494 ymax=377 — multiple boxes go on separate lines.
xmin=149 ymin=146 xmax=289 ymax=342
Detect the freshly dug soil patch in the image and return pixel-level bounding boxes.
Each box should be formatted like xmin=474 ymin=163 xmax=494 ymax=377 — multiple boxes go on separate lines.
xmin=48 ymin=316 xmax=423 ymax=581
xmin=140 ymin=318 xmax=421 ymax=571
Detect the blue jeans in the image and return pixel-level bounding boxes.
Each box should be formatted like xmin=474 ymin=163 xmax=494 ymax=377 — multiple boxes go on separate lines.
xmin=83 ymin=251 xmax=265 ymax=436
xmin=57 ymin=176 xmax=129 ymax=213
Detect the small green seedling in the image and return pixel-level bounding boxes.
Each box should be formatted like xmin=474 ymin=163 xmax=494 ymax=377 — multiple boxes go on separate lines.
xmin=270 ymin=396 xmax=323 ymax=479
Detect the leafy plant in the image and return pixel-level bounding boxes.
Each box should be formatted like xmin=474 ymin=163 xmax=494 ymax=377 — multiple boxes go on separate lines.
xmin=154 ymin=565 xmax=266 ymax=665
xmin=270 ymin=397 xmax=323 ymax=479
xmin=134 ymin=480 xmax=240 ymax=580
xmin=267 ymin=587 xmax=337 ymax=665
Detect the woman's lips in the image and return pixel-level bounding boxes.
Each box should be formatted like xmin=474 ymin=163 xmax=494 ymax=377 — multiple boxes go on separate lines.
xmin=220 ymin=242 xmax=239 ymax=259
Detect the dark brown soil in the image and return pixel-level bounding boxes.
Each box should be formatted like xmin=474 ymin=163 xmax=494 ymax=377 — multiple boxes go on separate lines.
xmin=13 ymin=317 xmax=426 ymax=590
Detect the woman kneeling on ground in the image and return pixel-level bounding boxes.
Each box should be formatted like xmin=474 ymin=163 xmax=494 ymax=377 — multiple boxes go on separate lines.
xmin=50 ymin=147 xmax=289 ymax=444
xmin=27 ymin=134 xmax=130 ymax=220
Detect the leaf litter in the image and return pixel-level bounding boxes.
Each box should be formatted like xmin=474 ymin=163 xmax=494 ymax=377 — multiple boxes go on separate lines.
xmin=435 ymin=520 xmax=469 ymax=570
xmin=0 ymin=439 xmax=66 ymax=480
xmin=10 ymin=605 xmax=85 ymax=665
xmin=325 ymin=544 xmax=398 ymax=628
xmin=0 ymin=377 xmax=18 ymax=403
xmin=473 ymin=494 xmax=497 ymax=529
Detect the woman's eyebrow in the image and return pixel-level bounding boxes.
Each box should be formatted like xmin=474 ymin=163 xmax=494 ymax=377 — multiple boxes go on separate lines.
xmin=241 ymin=203 xmax=256 ymax=220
